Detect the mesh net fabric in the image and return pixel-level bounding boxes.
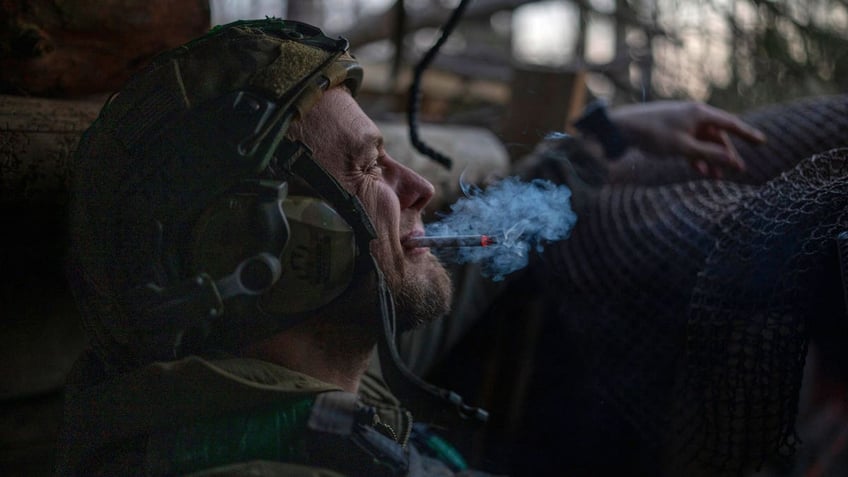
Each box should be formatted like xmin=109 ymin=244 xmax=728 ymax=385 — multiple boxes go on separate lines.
xmin=522 ymin=95 xmax=848 ymax=475
xmin=671 ymin=149 xmax=848 ymax=473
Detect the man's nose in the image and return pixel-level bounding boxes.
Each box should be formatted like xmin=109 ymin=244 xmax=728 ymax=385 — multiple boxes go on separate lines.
xmin=384 ymin=155 xmax=434 ymax=211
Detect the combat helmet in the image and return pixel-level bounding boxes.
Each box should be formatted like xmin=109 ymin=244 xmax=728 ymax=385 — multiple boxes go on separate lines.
xmin=70 ymin=19 xmax=372 ymax=367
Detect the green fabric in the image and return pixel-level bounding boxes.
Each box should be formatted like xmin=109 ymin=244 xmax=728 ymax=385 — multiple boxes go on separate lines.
xmin=58 ymin=356 xmax=341 ymax=475
xmin=421 ymin=434 xmax=468 ymax=472
xmin=57 ymin=355 xmax=419 ymax=476
xmin=152 ymin=397 xmax=315 ymax=475
xmin=185 ymin=461 xmax=346 ymax=476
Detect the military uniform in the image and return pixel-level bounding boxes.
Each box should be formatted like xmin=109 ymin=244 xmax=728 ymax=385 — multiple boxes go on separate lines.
xmin=57 ymin=352 xmax=485 ymax=476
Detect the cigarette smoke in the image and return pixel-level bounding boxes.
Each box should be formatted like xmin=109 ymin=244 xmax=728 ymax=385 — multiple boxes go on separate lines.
xmin=426 ymin=176 xmax=577 ymax=281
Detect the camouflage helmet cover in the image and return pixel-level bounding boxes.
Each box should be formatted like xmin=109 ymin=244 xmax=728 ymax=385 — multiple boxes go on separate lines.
xmin=70 ymin=19 xmax=364 ymax=367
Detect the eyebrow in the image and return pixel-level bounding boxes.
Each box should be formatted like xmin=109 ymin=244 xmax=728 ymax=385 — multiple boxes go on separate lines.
xmin=351 ymin=132 xmax=384 ymax=158
xmin=368 ymin=133 xmax=384 ymax=151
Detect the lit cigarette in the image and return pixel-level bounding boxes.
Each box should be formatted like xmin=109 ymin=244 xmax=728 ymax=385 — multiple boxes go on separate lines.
xmin=407 ymin=234 xmax=497 ymax=248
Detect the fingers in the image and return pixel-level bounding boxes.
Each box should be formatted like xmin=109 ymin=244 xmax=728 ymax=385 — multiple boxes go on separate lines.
xmin=691 ymin=159 xmax=726 ymax=179
xmin=698 ymin=104 xmax=767 ymax=144
xmin=718 ymin=130 xmax=746 ymax=172
xmin=692 ymin=160 xmax=711 ymax=177
xmin=681 ymin=133 xmax=748 ymax=179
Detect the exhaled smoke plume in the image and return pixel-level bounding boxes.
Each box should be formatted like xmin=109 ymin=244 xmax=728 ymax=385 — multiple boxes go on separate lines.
xmin=426 ymin=176 xmax=577 ymax=281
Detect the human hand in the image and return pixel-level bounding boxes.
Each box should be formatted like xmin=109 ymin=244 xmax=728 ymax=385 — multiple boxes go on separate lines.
xmin=609 ymin=101 xmax=767 ymax=179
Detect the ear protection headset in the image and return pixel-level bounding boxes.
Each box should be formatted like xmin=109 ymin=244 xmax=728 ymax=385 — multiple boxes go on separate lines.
xmin=190 ymin=180 xmax=358 ymax=317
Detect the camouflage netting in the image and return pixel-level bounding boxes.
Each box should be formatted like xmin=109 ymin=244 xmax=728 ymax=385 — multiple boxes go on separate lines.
xmin=521 ymin=94 xmax=848 ymax=475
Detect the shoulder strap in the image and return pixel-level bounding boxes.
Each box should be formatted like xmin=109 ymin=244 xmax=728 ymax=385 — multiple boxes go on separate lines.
xmin=305 ymin=391 xmax=410 ymax=477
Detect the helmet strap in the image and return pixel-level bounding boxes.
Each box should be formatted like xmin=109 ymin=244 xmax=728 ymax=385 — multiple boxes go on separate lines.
xmin=374 ymin=263 xmax=489 ymax=428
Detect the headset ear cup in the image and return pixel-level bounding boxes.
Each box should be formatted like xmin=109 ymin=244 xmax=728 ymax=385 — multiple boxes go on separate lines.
xmin=192 ymin=192 xmax=357 ymax=316
xmin=256 ymin=196 xmax=290 ymax=261
xmin=258 ymin=196 xmax=357 ymax=314
xmin=191 ymin=194 xmax=267 ymax=280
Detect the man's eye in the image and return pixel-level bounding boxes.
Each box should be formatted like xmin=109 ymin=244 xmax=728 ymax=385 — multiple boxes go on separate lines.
xmin=367 ymin=159 xmax=383 ymax=173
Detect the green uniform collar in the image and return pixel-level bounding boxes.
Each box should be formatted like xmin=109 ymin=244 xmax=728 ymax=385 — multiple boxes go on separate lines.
xmin=58 ymin=355 xmax=341 ymax=473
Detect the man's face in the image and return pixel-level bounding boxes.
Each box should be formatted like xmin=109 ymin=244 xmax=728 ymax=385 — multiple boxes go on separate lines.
xmin=291 ymin=88 xmax=452 ymax=328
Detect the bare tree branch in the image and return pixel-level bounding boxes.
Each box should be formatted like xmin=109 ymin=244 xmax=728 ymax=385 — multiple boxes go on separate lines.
xmin=341 ymin=0 xmax=545 ymax=47
xmin=341 ymin=0 xmax=676 ymax=50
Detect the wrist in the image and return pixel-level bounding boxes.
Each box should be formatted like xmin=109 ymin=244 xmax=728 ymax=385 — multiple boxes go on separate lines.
xmin=572 ymin=100 xmax=629 ymax=159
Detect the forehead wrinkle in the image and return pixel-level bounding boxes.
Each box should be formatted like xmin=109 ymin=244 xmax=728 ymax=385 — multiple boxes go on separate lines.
xmin=340 ymin=106 xmax=382 ymax=160
xmin=350 ymin=131 xmax=382 ymax=156
xmin=301 ymin=88 xmax=384 ymax=172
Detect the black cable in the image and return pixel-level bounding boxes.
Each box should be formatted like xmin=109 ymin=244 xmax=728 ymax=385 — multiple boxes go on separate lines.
xmin=406 ymin=0 xmax=473 ymax=170
xmin=390 ymin=0 xmax=406 ymax=87
xmin=375 ymin=263 xmax=488 ymax=427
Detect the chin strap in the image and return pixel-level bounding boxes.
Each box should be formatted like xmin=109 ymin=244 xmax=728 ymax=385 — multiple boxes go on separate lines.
xmin=374 ymin=263 xmax=489 ymax=428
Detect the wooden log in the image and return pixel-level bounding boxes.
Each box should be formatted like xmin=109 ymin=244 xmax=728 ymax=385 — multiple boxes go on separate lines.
xmin=0 ymin=0 xmax=210 ymax=97
xmin=500 ymin=64 xmax=586 ymax=161
xmin=0 ymin=95 xmax=96 ymax=401
xmin=0 ymin=94 xmax=101 ymax=204
xmin=0 ymin=94 xmax=93 ymax=475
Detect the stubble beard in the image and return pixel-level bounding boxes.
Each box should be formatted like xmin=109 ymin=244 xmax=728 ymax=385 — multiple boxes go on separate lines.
xmin=311 ymin=253 xmax=452 ymax=335
xmin=391 ymin=255 xmax=453 ymax=332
